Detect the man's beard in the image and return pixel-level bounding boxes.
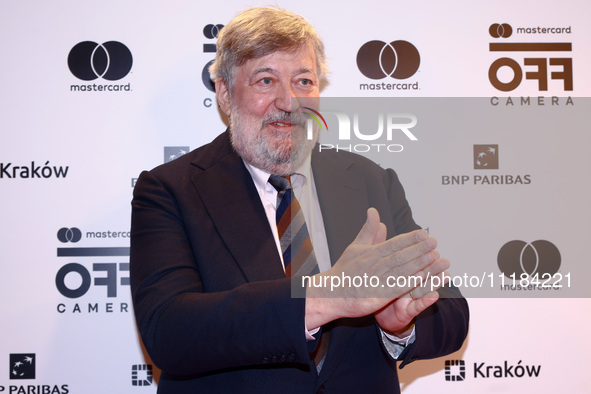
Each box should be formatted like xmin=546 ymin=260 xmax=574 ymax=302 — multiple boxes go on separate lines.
xmin=229 ymin=105 xmax=318 ymax=175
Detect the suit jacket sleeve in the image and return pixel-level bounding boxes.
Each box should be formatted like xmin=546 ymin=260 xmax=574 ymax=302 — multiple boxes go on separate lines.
xmin=130 ymin=151 xmax=315 ymax=376
xmin=312 ymin=149 xmax=469 ymax=368
xmin=380 ymin=166 xmax=470 ymax=367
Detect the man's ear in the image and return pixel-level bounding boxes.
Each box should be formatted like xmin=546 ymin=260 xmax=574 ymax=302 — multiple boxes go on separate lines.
xmin=215 ymin=78 xmax=232 ymax=117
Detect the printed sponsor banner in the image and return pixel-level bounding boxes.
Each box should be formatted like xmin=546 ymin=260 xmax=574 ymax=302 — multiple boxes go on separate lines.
xmin=1 ymin=0 xmax=590 ymax=393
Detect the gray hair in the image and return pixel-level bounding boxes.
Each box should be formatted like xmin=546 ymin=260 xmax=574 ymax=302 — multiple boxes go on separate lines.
xmin=209 ymin=7 xmax=328 ymax=92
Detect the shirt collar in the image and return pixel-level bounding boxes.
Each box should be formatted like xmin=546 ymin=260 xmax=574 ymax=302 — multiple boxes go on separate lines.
xmin=242 ymin=156 xmax=311 ymax=190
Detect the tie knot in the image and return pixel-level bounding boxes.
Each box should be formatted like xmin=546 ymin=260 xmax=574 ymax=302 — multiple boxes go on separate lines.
xmin=268 ymin=175 xmax=291 ymax=192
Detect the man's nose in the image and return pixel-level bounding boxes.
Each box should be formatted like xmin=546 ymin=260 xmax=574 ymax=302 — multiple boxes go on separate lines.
xmin=274 ymin=82 xmax=300 ymax=113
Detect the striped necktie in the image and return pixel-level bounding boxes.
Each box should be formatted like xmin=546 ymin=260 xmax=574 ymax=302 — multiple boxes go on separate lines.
xmin=268 ymin=175 xmax=319 ymax=277
xmin=268 ymin=175 xmax=328 ymax=370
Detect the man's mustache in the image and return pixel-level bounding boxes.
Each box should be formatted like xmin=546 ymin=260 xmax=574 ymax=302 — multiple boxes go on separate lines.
xmin=263 ymin=111 xmax=307 ymax=127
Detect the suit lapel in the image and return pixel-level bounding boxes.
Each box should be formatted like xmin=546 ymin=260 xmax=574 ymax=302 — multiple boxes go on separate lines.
xmin=312 ymin=150 xmax=369 ymax=264
xmin=188 ymin=134 xmax=383 ymax=378
xmin=190 ymin=132 xmax=285 ymax=282
xmin=312 ymin=149 xmax=378 ymax=379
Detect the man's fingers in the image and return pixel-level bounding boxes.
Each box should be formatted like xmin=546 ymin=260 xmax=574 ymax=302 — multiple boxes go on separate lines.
xmin=377 ymin=255 xmax=448 ymax=298
xmin=408 ymin=291 xmax=440 ymax=315
xmin=409 ymin=274 xmax=449 ymax=299
xmin=379 ymin=237 xmax=438 ymax=276
xmin=353 ymin=208 xmax=381 ymax=245
xmin=407 ymin=261 xmax=451 ymax=300
xmin=376 ymin=229 xmax=432 ymax=257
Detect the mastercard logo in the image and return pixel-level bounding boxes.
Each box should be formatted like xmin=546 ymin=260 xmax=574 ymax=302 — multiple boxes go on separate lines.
xmin=57 ymin=227 xmax=82 ymax=243
xmin=497 ymin=240 xmax=561 ymax=278
xmin=489 ymin=23 xmax=513 ymax=38
xmin=356 ymin=40 xmax=420 ymax=80
xmin=68 ymin=41 xmax=133 ymax=81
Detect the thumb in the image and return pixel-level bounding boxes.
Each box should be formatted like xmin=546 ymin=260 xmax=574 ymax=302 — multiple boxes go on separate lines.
xmin=373 ymin=222 xmax=387 ymax=245
xmin=353 ymin=208 xmax=381 ymax=245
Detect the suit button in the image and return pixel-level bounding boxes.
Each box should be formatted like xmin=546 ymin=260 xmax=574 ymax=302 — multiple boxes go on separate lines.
xmin=270 ymin=356 xmax=278 ymax=363
xmin=278 ymin=355 xmax=286 ymax=362
xmin=287 ymin=354 xmax=296 ymax=362
xmin=316 ymin=385 xmax=326 ymax=394
xmin=262 ymin=357 xmax=269 ymax=364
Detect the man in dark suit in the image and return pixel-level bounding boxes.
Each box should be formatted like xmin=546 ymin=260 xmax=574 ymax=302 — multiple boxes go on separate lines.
xmin=130 ymin=7 xmax=469 ymax=393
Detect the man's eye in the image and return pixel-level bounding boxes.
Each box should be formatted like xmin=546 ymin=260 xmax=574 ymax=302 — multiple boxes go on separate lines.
xmin=300 ymin=79 xmax=311 ymax=85
xmin=261 ymin=77 xmax=272 ymax=84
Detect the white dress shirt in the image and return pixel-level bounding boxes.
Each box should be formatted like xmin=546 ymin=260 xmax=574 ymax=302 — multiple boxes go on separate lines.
xmin=242 ymin=157 xmax=415 ymax=357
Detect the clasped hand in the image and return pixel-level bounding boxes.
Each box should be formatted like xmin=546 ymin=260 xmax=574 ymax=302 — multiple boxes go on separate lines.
xmin=305 ymin=208 xmax=450 ymax=332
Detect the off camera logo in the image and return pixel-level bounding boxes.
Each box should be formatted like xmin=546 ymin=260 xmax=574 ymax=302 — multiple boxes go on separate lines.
xmin=488 ymin=21 xmax=573 ymax=101
xmin=497 ymin=240 xmax=561 ymax=278
xmin=9 ymin=354 xmax=35 ymax=380
xmin=57 ymin=228 xmax=82 ymax=243
xmin=357 ymin=40 xmax=420 ymax=79
xmin=55 ymin=226 xmax=130 ymax=313
xmin=131 ymin=364 xmax=153 ymax=386
xmin=445 ymin=360 xmax=465 ymax=382
xmin=68 ymin=41 xmax=133 ymax=81
xmin=202 ymin=23 xmax=224 ymax=93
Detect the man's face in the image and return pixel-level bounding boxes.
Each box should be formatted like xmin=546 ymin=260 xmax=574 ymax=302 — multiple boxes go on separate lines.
xmin=217 ymin=42 xmax=320 ymax=175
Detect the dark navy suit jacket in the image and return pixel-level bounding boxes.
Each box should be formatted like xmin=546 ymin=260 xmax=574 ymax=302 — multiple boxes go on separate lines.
xmin=130 ymin=131 xmax=469 ymax=393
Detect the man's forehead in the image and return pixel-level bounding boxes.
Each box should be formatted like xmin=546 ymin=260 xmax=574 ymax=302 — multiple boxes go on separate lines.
xmin=251 ymin=66 xmax=316 ymax=76
xmin=239 ymin=43 xmax=318 ymax=75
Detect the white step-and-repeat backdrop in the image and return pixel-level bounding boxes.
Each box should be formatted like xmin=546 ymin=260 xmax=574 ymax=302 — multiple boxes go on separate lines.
xmin=1 ymin=0 xmax=589 ymax=393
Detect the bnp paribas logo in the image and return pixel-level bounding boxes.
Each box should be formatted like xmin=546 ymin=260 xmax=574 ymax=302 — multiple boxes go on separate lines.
xmin=442 ymin=144 xmax=531 ymax=185
xmin=10 ymin=354 xmax=35 ymax=379
xmin=164 ymin=147 xmax=190 ymax=163
xmin=8 ymin=353 xmax=71 ymax=392
xmin=473 ymin=144 xmax=498 ymax=169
